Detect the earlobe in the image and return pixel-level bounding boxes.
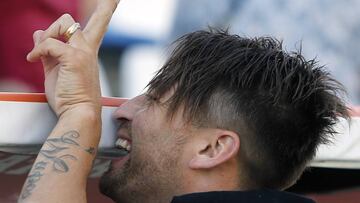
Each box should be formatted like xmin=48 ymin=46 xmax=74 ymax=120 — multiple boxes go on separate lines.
xmin=189 ymin=130 xmax=240 ymax=170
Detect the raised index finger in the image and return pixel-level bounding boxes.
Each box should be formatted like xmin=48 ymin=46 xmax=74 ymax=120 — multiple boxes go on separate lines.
xmin=83 ymin=0 xmax=120 ymax=50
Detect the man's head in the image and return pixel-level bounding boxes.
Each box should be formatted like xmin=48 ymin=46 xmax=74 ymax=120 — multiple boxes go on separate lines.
xmin=99 ymin=29 xmax=348 ymax=203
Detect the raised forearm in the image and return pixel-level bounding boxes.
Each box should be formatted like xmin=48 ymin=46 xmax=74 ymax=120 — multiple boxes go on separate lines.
xmin=19 ymin=1 xmax=119 ymax=202
xmin=19 ymin=108 xmax=101 ymax=203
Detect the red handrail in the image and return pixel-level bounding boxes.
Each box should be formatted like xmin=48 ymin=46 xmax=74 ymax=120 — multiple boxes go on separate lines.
xmin=0 ymin=92 xmax=127 ymax=107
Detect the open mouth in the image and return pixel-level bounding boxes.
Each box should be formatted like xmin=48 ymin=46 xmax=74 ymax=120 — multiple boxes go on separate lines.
xmin=109 ymin=138 xmax=132 ymax=168
xmin=115 ymin=138 xmax=131 ymax=153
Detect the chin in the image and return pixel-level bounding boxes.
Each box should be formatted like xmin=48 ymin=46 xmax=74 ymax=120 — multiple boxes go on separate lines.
xmin=99 ymin=156 xmax=133 ymax=202
xmin=99 ymin=170 xmax=116 ymax=199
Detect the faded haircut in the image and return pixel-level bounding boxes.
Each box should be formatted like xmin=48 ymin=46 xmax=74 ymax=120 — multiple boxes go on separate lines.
xmin=147 ymin=29 xmax=349 ymax=189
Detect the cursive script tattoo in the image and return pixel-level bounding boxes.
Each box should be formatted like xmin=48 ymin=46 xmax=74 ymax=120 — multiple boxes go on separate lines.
xmin=20 ymin=161 xmax=47 ymax=199
xmin=20 ymin=130 xmax=96 ymax=200
xmin=39 ymin=130 xmax=96 ymax=172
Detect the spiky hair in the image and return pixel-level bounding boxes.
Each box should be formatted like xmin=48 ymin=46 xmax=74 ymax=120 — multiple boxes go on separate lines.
xmin=147 ymin=29 xmax=349 ymax=188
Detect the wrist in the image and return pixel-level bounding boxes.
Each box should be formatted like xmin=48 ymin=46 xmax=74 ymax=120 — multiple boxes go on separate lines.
xmin=59 ymin=105 xmax=102 ymax=130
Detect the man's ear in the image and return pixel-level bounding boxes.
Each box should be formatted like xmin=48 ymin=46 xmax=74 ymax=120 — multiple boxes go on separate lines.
xmin=188 ymin=129 xmax=240 ymax=169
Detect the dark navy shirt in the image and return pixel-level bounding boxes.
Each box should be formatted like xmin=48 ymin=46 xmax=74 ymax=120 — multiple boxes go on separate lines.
xmin=171 ymin=189 xmax=315 ymax=203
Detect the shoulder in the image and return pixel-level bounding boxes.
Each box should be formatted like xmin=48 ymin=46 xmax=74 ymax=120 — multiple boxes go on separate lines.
xmin=171 ymin=189 xmax=315 ymax=203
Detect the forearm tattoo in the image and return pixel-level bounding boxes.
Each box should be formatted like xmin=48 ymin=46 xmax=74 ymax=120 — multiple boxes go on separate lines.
xmin=20 ymin=130 xmax=96 ymax=200
xmin=20 ymin=161 xmax=47 ymax=199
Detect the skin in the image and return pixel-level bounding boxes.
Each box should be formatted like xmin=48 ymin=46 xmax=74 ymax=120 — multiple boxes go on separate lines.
xmin=100 ymin=94 xmax=186 ymax=202
xmin=100 ymin=93 xmax=242 ymax=203
xmin=19 ymin=0 xmax=120 ymax=202
xmin=20 ymin=0 xmax=242 ymax=202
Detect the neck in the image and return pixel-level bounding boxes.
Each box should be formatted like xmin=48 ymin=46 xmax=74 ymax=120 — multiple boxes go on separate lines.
xmin=181 ymin=163 xmax=242 ymax=195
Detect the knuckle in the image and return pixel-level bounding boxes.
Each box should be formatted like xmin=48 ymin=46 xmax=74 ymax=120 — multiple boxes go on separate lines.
xmin=61 ymin=13 xmax=73 ymax=21
xmin=59 ymin=13 xmax=75 ymax=29
xmin=43 ymin=38 xmax=56 ymax=46
xmin=40 ymin=40 xmax=55 ymax=54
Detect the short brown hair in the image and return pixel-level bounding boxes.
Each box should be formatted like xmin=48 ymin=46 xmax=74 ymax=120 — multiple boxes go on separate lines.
xmin=147 ymin=29 xmax=349 ymax=189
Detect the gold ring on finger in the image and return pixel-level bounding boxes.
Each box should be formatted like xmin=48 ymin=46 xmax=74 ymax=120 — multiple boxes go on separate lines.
xmin=64 ymin=22 xmax=81 ymax=42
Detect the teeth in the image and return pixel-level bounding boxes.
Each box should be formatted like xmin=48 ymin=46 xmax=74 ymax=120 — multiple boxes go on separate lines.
xmin=115 ymin=138 xmax=131 ymax=152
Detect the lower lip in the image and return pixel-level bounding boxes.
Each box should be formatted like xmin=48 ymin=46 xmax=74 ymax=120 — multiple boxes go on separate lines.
xmin=111 ymin=153 xmax=130 ymax=168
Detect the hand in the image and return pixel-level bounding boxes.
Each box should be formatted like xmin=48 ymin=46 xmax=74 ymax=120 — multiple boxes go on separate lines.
xmin=27 ymin=0 xmax=120 ymax=117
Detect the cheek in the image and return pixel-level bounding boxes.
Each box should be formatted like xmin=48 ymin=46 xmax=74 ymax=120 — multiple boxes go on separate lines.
xmin=132 ymin=114 xmax=173 ymax=158
xmin=131 ymin=105 xmax=184 ymax=158
xmin=133 ymin=107 xmax=166 ymax=140
xmin=131 ymin=113 xmax=159 ymax=155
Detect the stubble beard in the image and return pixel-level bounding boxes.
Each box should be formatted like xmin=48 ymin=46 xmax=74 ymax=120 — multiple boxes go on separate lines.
xmin=99 ymin=145 xmax=183 ymax=203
